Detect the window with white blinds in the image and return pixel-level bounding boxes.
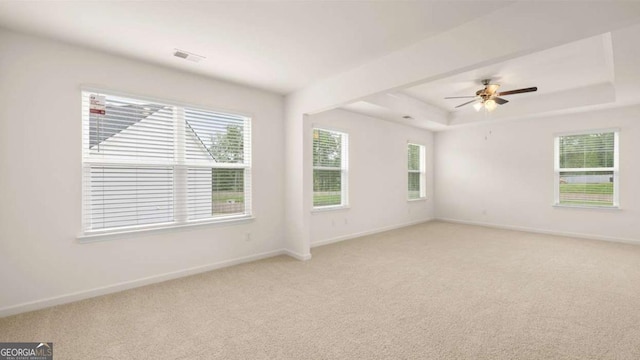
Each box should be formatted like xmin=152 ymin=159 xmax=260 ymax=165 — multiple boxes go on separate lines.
xmin=554 ymin=130 xmax=618 ymax=208
xmin=408 ymin=143 xmax=426 ymax=200
xmin=82 ymin=90 xmax=251 ymax=235
xmin=313 ymin=128 xmax=348 ymax=208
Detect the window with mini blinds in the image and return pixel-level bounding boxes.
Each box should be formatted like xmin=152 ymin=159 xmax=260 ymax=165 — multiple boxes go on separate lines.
xmin=554 ymin=130 xmax=618 ymax=208
xmin=81 ymin=91 xmax=252 ymax=234
xmin=407 ymin=143 xmax=426 ymax=200
xmin=313 ymin=128 xmax=348 ymax=208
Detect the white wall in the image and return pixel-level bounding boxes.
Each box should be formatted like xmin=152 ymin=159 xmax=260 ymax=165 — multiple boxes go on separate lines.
xmin=435 ymin=105 xmax=640 ymax=243
xmin=0 ymin=30 xmax=286 ymax=315
xmin=308 ymin=109 xmax=435 ymax=246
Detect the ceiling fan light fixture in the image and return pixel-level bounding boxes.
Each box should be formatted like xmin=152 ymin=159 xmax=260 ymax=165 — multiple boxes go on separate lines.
xmin=484 ymin=99 xmax=498 ymax=111
xmin=486 ymin=84 xmax=500 ymax=94
xmin=473 ymin=102 xmax=483 ymax=112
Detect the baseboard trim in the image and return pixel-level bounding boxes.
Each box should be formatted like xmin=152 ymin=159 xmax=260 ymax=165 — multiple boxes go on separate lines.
xmin=436 ymin=217 xmax=640 ymax=245
xmin=283 ymin=249 xmax=312 ymax=261
xmin=311 ymin=218 xmax=434 ymax=248
xmin=0 ymin=248 xmax=288 ymax=318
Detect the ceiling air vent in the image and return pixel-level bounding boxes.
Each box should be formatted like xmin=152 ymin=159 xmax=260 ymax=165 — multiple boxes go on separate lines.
xmin=173 ymin=49 xmax=206 ymax=63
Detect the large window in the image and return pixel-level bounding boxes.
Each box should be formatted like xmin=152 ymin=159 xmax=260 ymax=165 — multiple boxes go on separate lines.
xmin=313 ymin=128 xmax=348 ymax=208
xmin=555 ymin=130 xmax=618 ymax=207
xmin=81 ymin=90 xmax=251 ymax=235
xmin=408 ymin=143 xmax=426 ymax=200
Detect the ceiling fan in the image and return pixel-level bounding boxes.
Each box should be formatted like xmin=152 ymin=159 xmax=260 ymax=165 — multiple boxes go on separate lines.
xmin=445 ymin=79 xmax=537 ymax=111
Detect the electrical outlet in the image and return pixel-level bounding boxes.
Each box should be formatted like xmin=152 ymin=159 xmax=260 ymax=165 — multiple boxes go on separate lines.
xmin=244 ymin=232 xmax=251 ymax=241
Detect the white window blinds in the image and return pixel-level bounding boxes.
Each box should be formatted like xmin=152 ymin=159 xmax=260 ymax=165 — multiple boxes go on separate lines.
xmin=313 ymin=128 xmax=348 ymax=208
xmin=408 ymin=143 xmax=426 ymax=200
xmin=555 ymin=130 xmax=618 ymax=207
xmin=82 ymin=90 xmax=251 ymax=234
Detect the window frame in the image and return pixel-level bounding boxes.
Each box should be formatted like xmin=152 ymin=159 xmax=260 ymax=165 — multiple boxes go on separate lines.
xmin=407 ymin=142 xmax=426 ymax=201
xmin=79 ymin=88 xmax=253 ymax=240
xmin=553 ymin=128 xmax=619 ymax=209
xmin=312 ymin=127 xmax=349 ymax=210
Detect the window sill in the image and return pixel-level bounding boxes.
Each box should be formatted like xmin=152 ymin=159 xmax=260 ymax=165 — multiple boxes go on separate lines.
xmin=552 ymin=204 xmax=621 ymax=211
xmin=77 ymin=215 xmax=255 ymax=243
xmin=408 ymin=197 xmax=427 ymax=202
xmin=311 ymin=205 xmax=350 ymax=214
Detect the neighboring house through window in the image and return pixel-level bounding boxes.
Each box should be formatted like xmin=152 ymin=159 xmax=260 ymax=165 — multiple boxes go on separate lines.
xmin=408 ymin=143 xmax=426 ymax=200
xmin=555 ymin=129 xmax=618 ymax=208
xmin=312 ymin=128 xmax=348 ymax=208
xmin=81 ymin=90 xmax=251 ymax=235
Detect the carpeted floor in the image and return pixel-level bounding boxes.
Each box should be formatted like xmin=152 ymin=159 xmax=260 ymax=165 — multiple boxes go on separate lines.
xmin=1 ymin=221 xmax=640 ymax=359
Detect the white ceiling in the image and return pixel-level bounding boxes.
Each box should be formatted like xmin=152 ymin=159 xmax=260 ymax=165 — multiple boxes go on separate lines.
xmin=403 ymin=34 xmax=614 ymax=113
xmin=0 ymin=1 xmax=508 ymax=94
xmin=341 ymin=28 xmax=640 ymax=130
xmin=2 ymin=1 xmax=639 ymax=130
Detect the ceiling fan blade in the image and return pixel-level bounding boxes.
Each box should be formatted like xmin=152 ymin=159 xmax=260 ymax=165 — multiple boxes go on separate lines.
xmin=455 ymin=99 xmax=479 ymax=108
xmin=498 ymin=87 xmax=538 ymax=96
xmin=493 ymin=97 xmax=509 ymax=105
xmin=444 ymin=96 xmax=477 ymax=99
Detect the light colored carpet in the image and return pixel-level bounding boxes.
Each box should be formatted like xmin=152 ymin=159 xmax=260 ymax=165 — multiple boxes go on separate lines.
xmin=1 ymin=221 xmax=640 ymax=359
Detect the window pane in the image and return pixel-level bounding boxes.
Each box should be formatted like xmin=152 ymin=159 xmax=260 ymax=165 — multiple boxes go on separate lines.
xmin=559 ymin=171 xmax=614 ymax=206
xmin=559 ymin=132 xmax=614 ymax=169
xmin=408 ymin=172 xmax=421 ymax=199
xmin=313 ymin=169 xmax=341 ymax=206
xmin=408 ymin=144 xmax=424 ymax=199
xmin=408 ymin=144 xmax=420 ymax=171
xmin=188 ymin=168 xmax=245 ymax=220
xmin=213 ymin=168 xmax=245 ymax=215
xmin=89 ymin=166 xmax=174 ymax=229
xmin=88 ymin=95 xmax=174 ymax=162
xmin=185 ymin=109 xmax=247 ymax=164
xmin=313 ymin=129 xmax=342 ymax=167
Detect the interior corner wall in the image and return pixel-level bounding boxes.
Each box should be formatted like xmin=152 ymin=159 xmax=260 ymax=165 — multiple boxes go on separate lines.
xmin=308 ymin=109 xmax=435 ymax=247
xmin=434 ymin=105 xmax=640 ymax=243
xmin=282 ymin=106 xmax=312 ymax=259
xmin=0 ymin=30 xmax=286 ymax=315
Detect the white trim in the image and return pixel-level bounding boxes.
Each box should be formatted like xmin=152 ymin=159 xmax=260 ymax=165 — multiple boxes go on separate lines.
xmin=0 ymin=248 xmax=292 ymax=318
xmin=436 ymin=217 xmax=640 ymax=246
xmin=283 ymin=249 xmax=312 ymax=261
xmin=311 ymin=205 xmax=350 ymax=213
xmin=554 ymin=127 xmax=620 ymax=137
xmin=78 ymin=216 xmax=255 ymax=243
xmin=310 ymin=123 xmax=349 ymax=135
xmin=552 ymin=204 xmax=621 ymax=211
xmin=80 ymin=85 xmax=255 ymax=120
xmin=82 ymin=160 xmax=249 ymax=169
xmin=556 ymin=167 xmax=615 ymax=172
xmin=311 ymin=218 xmax=433 ymax=248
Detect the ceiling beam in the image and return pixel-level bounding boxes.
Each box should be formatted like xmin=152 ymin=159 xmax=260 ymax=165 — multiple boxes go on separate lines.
xmin=359 ymin=92 xmax=449 ymax=128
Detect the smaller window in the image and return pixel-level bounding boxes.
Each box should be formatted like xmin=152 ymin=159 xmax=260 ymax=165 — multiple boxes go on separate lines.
xmin=408 ymin=143 xmax=426 ymax=200
xmin=313 ymin=128 xmax=348 ymax=208
xmin=555 ymin=130 xmax=618 ymax=208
